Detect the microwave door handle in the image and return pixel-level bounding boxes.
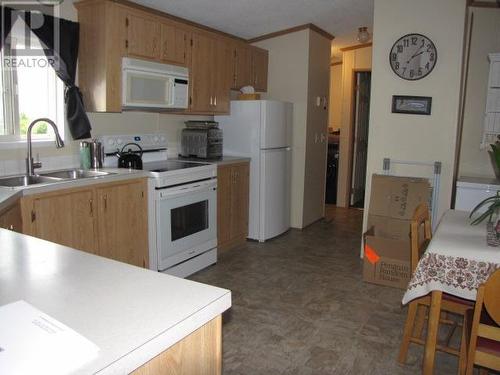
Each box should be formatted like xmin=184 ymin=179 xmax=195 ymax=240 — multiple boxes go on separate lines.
xmin=167 ymin=78 xmax=174 ymax=107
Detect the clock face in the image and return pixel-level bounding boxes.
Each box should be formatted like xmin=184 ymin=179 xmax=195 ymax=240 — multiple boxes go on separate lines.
xmin=389 ymin=33 xmax=437 ymax=80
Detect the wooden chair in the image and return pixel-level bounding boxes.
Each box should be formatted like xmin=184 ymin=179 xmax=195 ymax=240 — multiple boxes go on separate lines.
xmin=398 ymin=203 xmax=473 ymax=374
xmin=465 ymin=270 xmax=500 ymax=375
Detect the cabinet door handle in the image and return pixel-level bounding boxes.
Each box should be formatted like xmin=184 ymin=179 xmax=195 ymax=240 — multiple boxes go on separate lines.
xmin=103 ymin=194 xmax=107 ymax=211
xmin=89 ymin=199 xmax=93 ymax=216
xmin=214 ymin=95 xmax=217 ymax=107
xmin=209 ymin=96 xmax=213 ymax=106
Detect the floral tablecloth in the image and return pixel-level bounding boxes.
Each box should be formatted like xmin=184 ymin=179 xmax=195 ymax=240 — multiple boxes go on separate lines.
xmin=402 ymin=210 xmax=500 ymax=305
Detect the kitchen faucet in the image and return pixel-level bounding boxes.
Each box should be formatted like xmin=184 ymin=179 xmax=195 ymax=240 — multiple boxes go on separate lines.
xmin=26 ymin=118 xmax=65 ymax=176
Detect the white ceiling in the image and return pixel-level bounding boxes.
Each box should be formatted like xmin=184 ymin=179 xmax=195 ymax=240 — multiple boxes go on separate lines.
xmin=132 ymin=0 xmax=374 ymax=59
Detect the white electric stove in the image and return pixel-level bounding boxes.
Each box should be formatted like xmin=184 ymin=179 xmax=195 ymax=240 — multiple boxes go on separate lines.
xmin=99 ymin=133 xmax=218 ymax=278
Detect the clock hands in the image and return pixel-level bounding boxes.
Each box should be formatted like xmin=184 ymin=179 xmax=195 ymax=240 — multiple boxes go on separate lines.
xmin=406 ymin=49 xmax=425 ymax=64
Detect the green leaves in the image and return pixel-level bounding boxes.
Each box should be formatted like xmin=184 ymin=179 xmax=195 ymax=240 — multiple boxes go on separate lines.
xmin=469 ymin=191 xmax=500 ymax=225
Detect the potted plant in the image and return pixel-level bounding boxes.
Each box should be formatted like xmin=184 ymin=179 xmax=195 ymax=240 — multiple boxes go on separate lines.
xmin=470 ymin=191 xmax=500 ymax=246
xmin=470 ymin=191 xmax=500 ymax=224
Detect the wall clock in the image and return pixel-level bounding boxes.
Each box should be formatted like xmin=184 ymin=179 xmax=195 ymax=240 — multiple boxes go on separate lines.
xmin=389 ymin=33 xmax=437 ymax=80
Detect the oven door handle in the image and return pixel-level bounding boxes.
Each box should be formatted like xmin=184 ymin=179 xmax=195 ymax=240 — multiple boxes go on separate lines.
xmin=157 ymin=181 xmax=216 ymax=198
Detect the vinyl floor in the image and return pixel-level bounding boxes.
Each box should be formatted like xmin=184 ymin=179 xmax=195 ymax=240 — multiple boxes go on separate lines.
xmin=190 ymin=206 xmax=460 ymax=375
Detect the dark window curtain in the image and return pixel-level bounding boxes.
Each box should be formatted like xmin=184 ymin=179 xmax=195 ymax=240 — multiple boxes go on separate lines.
xmin=0 ymin=7 xmax=14 ymax=51
xmin=1 ymin=7 xmax=92 ymax=140
xmin=25 ymin=11 xmax=92 ymax=140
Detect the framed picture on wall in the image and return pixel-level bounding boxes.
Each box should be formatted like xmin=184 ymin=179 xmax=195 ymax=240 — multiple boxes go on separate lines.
xmin=391 ymin=95 xmax=432 ymax=115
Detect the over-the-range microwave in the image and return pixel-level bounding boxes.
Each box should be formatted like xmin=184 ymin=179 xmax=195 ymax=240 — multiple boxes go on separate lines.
xmin=122 ymin=57 xmax=189 ymax=110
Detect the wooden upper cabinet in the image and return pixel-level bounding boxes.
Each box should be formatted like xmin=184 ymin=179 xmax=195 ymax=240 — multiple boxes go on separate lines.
xmin=160 ymin=22 xmax=189 ymax=66
xmin=231 ymin=43 xmax=252 ymax=90
xmin=251 ymin=46 xmax=269 ymax=92
xmin=76 ymin=0 xmax=265 ymax=113
xmin=230 ymin=44 xmax=268 ymax=92
xmin=213 ymin=38 xmax=231 ymax=113
xmin=190 ymin=32 xmax=231 ymax=114
xmin=190 ymin=32 xmax=214 ymax=113
xmin=125 ymin=11 xmax=161 ymax=60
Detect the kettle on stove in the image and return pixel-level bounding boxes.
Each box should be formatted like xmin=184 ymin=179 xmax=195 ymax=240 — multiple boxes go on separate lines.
xmin=116 ymin=143 xmax=143 ymax=169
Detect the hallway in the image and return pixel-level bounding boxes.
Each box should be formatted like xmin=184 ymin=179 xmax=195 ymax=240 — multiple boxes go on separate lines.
xmin=190 ymin=207 xmax=457 ymax=374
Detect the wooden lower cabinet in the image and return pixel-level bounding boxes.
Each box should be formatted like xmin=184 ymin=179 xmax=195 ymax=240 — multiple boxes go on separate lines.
xmin=21 ymin=188 xmax=97 ymax=254
xmin=132 ymin=315 xmax=222 ymax=375
xmin=217 ymin=162 xmax=249 ymax=251
xmin=0 ymin=201 xmax=22 ymax=232
xmin=96 ymin=179 xmax=148 ymax=268
xmin=20 ymin=178 xmax=148 ymax=268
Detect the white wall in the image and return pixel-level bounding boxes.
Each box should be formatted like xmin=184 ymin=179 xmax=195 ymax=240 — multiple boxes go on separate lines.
xmin=363 ymin=0 xmax=467 ymax=233
xmin=253 ymin=30 xmax=310 ymax=228
xmin=458 ymin=7 xmax=500 ymax=178
xmin=302 ymin=30 xmax=331 ymax=227
xmin=329 ymin=63 xmax=342 ymax=131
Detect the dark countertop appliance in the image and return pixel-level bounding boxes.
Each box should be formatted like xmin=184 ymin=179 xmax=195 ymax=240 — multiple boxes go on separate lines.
xmin=116 ymin=142 xmax=143 ymax=170
xmin=180 ymin=121 xmax=222 ymax=159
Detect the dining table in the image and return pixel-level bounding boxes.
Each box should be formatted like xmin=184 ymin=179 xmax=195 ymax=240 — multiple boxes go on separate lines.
xmin=402 ymin=209 xmax=500 ymax=375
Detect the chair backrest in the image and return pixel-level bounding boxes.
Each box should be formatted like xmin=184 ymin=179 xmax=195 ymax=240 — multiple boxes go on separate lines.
xmin=467 ymin=270 xmax=500 ymax=372
xmin=410 ymin=203 xmax=432 ymax=273
xmin=483 ymin=269 xmax=500 ymax=325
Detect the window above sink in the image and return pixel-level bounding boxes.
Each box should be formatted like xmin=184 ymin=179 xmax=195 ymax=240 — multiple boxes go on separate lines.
xmin=0 ymin=18 xmax=65 ymax=147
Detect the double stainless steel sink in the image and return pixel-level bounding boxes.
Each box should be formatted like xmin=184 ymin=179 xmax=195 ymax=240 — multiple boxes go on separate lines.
xmin=0 ymin=169 xmax=115 ymax=188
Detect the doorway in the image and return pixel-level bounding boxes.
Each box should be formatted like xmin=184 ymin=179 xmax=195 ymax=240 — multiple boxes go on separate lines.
xmin=349 ymin=71 xmax=371 ymax=208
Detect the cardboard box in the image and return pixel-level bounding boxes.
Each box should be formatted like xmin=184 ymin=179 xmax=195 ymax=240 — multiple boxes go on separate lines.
xmin=362 ymin=174 xmax=430 ymax=289
xmin=366 ymin=214 xmax=411 ymax=241
xmin=368 ymin=174 xmax=430 ymax=220
xmin=363 ymin=230 xmax=411 ymax=289
xmin=238 ymin=93 xmax=261 ymax=100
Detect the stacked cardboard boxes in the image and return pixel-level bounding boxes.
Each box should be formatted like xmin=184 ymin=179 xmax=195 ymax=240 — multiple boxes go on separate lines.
xmin=363 ymin=174 xmax=431 ymax=289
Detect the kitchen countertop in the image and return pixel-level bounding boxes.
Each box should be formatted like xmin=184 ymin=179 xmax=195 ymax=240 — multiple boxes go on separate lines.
xmin=0 ymin=188 xmax=21 ymax=213
xmin=0 ymin=168 xmax=149 ymax=213
xmin=0 ymin=228 xmax=231 ymax=374
xmin=0 ymin=156 xmax=251 ymax=211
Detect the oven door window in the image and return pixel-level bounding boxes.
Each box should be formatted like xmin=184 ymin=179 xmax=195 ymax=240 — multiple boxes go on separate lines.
xmin=171 ymin=200 xmax=209 ymax=241
xmin=156 ymin=184 xmax=217 ymax=270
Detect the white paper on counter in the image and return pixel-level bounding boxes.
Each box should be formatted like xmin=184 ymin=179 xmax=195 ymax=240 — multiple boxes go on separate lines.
xmin=0 ymin=300 xmax=99 ymax=375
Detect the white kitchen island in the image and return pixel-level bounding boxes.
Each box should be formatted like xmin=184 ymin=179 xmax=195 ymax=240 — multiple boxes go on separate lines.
xmin=0 ymin=228 xmax=231 ymax=374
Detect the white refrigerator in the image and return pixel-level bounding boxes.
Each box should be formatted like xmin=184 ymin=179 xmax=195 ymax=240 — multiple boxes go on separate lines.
xmin=215 ymin=100 xmax=292 ymax=242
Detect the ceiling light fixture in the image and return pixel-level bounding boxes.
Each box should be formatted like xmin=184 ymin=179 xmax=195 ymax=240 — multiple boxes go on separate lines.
xmin=357 ymin=27 xmax=371 ymax=44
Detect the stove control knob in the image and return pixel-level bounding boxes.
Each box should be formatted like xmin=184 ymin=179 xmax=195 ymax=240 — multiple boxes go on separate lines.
xmin=108 ymin=139 xmax=116 ymax=146
xmin=153 ymin=135 xmax=160 ymax=144
xmin=117 ymin=138 xmax=123 ymax=146
xmin=160 ymin=135 xmax=166 ymax=143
